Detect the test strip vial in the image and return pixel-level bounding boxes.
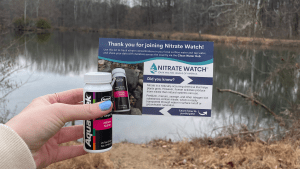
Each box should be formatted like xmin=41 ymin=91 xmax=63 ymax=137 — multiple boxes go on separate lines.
xmin=112 ymin=68 xmax=131 ymax=112
xmin=83 ymin=72 xmax=112 ymax=153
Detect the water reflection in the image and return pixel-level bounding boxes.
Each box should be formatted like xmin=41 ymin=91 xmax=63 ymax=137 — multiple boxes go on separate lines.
xmin=17 ymin=32 xmax=102 ymax=75
xmin=3 ymin=31 xmax=300 ymax=143
xmin=36 ymin=33 xmax=52 ymax=43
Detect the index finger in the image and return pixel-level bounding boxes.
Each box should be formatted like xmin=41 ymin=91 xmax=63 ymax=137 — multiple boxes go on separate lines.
xmin=41 ymin=88 xmax=83 ymax=104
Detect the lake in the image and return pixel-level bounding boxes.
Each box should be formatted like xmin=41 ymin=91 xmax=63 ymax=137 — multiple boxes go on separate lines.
xmin=2 ymin=31 xmax=300 ymax=143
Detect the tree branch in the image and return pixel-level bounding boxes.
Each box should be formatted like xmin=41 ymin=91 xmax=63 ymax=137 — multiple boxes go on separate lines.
xmin=199 ymin=2 xmax=236 ymax=15
xmin=215 ymin=127 xmax=275 ymax=139
xmin=217 ymin=88 xmax=284 ymax=125
xmin=1 ymin=73 xmax=33 ymax=100
xmin=210 ymin=9 xmax=232 ymax=18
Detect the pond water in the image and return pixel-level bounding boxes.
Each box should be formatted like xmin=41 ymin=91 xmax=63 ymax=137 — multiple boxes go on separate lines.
xmin=2 ymin=31 xmax=300 ymax=143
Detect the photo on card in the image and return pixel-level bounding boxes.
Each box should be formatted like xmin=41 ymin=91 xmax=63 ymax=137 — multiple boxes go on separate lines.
xmin=98 ymin=60 xmax=143 ymax=115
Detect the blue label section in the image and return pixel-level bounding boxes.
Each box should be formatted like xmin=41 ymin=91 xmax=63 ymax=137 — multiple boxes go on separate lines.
xmin=168 ymin=108 xmax=211 ymax=117
xmin=144 ymin=75 xmax=184 ymax=84
xmin=98 ymin=38 xmax=213 ymax=64
xmin=188 ymin=77 xmax=213 ymax=85
xmin=142 ymin=107 xmax=164 ymax=115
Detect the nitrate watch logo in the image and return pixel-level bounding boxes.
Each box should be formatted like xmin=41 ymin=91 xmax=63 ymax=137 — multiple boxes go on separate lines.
xmin=150 ymin=62 xmax=207 ymax=74
xmin=150 ymin=63 xmax=157 ymax=74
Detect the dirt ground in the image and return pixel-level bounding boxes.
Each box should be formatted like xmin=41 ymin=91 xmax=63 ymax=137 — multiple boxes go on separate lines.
xmin=109 ymin=142 xmax=167 ymax=169
xmin=45 ymin=141 xmax=168 ymax=169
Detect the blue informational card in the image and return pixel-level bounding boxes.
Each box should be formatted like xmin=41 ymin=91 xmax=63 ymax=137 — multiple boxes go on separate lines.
xmin=98 ymin=38 xmax=213 ymax=117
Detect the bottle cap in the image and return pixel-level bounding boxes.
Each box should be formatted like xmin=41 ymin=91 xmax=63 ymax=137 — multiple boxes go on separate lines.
xmin=84 ymin=72 xmax=112 ymax=84
xmin=112 ymin=68 xmax=126 ymax=76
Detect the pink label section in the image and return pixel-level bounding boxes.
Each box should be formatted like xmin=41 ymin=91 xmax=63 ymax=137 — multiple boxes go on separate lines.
xmin=93 ymin=118 xmax=112 ymax=130
xmin=114 ymin=91 xmax=128 ymax=98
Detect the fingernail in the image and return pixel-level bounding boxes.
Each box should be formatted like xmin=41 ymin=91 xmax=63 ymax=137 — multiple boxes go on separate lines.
xmin=99 ymin=101 xmax=112 ymax=111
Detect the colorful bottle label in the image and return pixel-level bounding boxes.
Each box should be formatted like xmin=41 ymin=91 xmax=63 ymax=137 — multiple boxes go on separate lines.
xmin=84 ymin=91 xmax=112 ymax=150
xmin=113 ymin=76 xmax=130 ymax=111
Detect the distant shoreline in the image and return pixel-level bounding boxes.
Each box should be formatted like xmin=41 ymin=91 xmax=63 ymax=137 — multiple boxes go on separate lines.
xmin=9 ymin=27 xmax=300 ymax=48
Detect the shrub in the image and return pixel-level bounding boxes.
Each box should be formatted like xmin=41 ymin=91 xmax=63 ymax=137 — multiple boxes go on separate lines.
xmin=36 ymin=33 xmax=51 ymax=43
xmin=36 ymin=18 xmax=51 ymax=29
xmin=13 ymin=18 xmax=24 ymax=30
xmin=13 ymin=17 xmax=32 ymax=30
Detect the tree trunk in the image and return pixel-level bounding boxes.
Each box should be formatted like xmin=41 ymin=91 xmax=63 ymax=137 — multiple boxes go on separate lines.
xmin=116 ymin=5 xmax=119 ymax=29
xmin=167 ymin=0 xmax=171 ymax=24
xmin=24 ymin=0 xmax=27 ymax=26
xmin=251 ymin=49 xmax=255 ymax=95
xmin=294 ymin=13 xmax=299 ymax=37
xmin=74 ymin=0 xmax=77 ymax=26
xmin=36 ymin=0 xmax=40 ymax=18
xmin=182 ymin=1 xmax=185 ymax=33
xmin=289 ymin=17 xmax=293 ymax=39
xmin=254 ymin=0 xmax=261 ymax=37
xmin=149 ymin=0 xmax=152 ymax=31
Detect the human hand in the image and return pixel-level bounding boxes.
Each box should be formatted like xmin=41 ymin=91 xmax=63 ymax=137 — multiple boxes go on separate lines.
xmin=5 ymin=88 xmax=112 ymax=169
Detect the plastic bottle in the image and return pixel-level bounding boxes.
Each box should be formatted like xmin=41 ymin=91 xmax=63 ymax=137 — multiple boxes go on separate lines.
xmin=112 ymin=68 xmax=131 ymax=113
xmin=83 ymin=72 xmax=113 ymax=153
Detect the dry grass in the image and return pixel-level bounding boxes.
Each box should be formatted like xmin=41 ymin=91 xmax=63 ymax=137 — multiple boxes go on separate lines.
xmin=17 ymin=26 xmax=300 ymax=48
xmin=45 ymin=141 xmax=113 ymax=169
xmin=47 ymin=128 xmax=300 ymax=169
xmin=147 ymin=127 xmax=300 ymax=169
xmin=94 ymin=29 xmax=300 ymax=48
xmin=57 ymin=27 xmax=68 ymax=32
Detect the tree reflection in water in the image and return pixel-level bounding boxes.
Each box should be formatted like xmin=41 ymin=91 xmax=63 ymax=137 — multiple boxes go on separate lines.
xmin=214 ymin=44 xmax=300 ymax=141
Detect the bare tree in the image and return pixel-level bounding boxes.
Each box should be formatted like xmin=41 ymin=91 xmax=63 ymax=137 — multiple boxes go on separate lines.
xmin=0 ymin=33 xmax=33 ymax=123
xmin=24 ymin=0 xmax=27 ymax=25
xmin=35 ymin=0 xmax=41 ymax=18
xmin=74 ymin=0 xmax=78 ymax=26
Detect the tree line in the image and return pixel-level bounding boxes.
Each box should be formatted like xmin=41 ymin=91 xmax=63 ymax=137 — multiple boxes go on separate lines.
xmin=0 ymin=0 xmax=300 ymax=39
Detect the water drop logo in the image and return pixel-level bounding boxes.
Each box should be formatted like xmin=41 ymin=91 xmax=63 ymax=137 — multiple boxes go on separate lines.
xmin=150 ymin=63 xmax=157 ymax=74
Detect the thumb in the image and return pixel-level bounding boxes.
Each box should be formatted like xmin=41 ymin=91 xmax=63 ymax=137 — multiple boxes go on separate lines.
xmin=51 ymin=100 xmax=113 ymax=123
